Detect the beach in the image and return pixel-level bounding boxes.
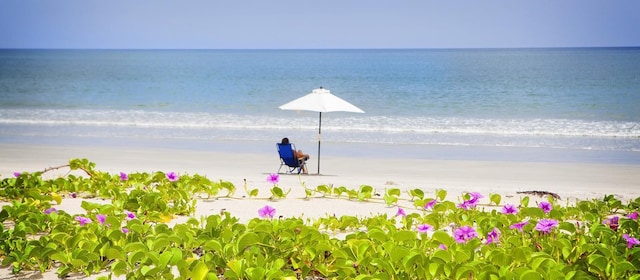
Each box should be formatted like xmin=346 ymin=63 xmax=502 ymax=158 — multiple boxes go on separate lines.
xmin=1 ymin=141 xmax=640 ymax=279
xmin=3 ymin=142 xmax=639 ymax=219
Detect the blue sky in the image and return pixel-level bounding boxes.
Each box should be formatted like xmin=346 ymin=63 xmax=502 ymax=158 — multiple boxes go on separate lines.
xmin=1 ymin=0 xmax=639 ymax=49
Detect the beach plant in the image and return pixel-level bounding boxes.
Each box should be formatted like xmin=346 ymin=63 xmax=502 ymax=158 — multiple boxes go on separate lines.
xmin=1 ymin=158 xmax=640 ymax=279
xmin=384 ymin=188 xmax=401 ymax=206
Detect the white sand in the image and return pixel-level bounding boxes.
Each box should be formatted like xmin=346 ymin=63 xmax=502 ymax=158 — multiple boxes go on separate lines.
xmin=1 ymin=143 xmax=639 ymax=279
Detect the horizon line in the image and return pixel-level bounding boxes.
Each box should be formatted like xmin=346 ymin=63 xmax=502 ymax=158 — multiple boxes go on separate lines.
xmin=1 ymin=45 xmax=639 ymax=51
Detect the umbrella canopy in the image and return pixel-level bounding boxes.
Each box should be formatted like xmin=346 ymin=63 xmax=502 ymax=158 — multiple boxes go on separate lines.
xmin=279 ymin=87 xmax=365 ymax=113
xmin=279 ymin=87 xmax=364 ymax=174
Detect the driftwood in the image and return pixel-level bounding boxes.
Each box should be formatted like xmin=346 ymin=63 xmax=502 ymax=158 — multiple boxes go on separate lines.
xmin=516 ymin=190 xmax=561 ymax=200
xmin=41 ymin=164 xmax=93 ymax=177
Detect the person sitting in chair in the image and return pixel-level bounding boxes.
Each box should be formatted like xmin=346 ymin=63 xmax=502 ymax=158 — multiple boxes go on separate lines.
xmin=281 ymin=137 xmax=310 ymax=173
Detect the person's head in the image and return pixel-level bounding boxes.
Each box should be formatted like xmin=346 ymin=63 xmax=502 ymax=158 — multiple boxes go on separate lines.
xmin=281 ymin=137 xmax=289 ymax=144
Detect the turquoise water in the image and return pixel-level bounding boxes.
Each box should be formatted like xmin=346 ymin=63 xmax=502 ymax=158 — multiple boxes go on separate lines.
xmin=1 ymin=48 xmax=639 ymax=163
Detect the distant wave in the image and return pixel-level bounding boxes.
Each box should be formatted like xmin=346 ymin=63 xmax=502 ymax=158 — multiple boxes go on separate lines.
xmin=1 ymin=109 xmax=639 ymax=139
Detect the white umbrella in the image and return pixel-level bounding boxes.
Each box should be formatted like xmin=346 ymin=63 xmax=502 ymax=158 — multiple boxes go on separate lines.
xmin=279 ymin=87 xmax=364 ymax=174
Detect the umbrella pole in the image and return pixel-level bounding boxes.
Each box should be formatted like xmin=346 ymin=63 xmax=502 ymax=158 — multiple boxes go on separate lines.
xmin=317 ymin=112 xmax=321 ymax=174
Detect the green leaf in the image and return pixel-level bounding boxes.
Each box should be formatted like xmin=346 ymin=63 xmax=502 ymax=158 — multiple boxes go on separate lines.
xmin=558 ymin=222 xmax=576 ymax=234
xmin=410 ymin=189 xmax=424 ymax=200
xmin=455 ymin=265 xmax=476 ymax=280
xmin=105 ymin=248 xmax=124 ymax=260
xmin=387 ymin=188 xmax=401 ymax=196
xmin=431 ymin=249 xmax=452 ymax=263
xmin=616 ymin=261 xmax=636 ymax=275
xmin=490 ymin=193 xmax=501 ymax=205
xmin=226 ymin=259 xmax=244 ymax=278
xmin=367 ymin=228 xmax=389 ymax=243
xmin=394 ymin=230 xmax=417 ymax=243
xmin=249 ymin=189 xmax=259 ymax=197
xmin=236 ymin=232 xmax=260 ymax=253
xmin=203 ymin=240 xmax=222 ymax=252
xmin=518 ymin=270 xmax=543 ymax=280
xmin=588 ymin=254 xmax=607 ymax=273
xmin=432 ymin=230 xmax=453 ymax=246
xmin=192 ymin=260 xmax=210 ymax=280
xmin=246 ymin=267 xmax=266 ymax=280
xmin=383 ymin=193 xmax=398 ymax=206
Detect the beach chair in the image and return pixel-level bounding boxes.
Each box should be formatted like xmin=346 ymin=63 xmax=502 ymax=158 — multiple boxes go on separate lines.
xmin=277 ymin=143 xmax=307 ymax=174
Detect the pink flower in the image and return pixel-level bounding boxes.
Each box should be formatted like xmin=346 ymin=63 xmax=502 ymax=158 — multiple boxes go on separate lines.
xmin=396 ymin=207 xmax=406 ymax=218
xmin=75 ymin=216 xmax=92 ymax=226
xmin=417 ymin=224 xmax=434 ymax=233
xmin=510 ymin=221 xmax=529 ymax=232
xmin=501 ymin=204 xmax=518 ymax=214
xmin=267 ymin=173 xmax=279 ymax=184
xmin=485 ymin=228 xmax=501 ymax=244
xmin=70 ymin=192 xmax=77 ymax=198
xmin=166 ymin=172 xmax=179 ymax=182
xmin=622 ymin=234 xmax=640 ymax=249
xmin=119 ymin=172 xmax=128 ymax=181
xmin=538 ymin=201 xmax=552 ymax=214
xmin=121 ymin=227 xmax=129 ymax=234
xmin=13 ymin=172 xmax=21 ymax=177
xmin=125 ymin=211 xmax=136 ymax=220
xmin=454 ymin=226 xmax=478 ymax=244
xmin=627 ymin=211 xmax=639 ymax=221
xmin=457 ymin=192 xmax=483 ymax=210
xmin=438 ymin=244 xmax=447 ymax=250
xmin=96 ymin=214 xmax=106 ymax=225
xmin=44 ymin=207 xmax=58 ymax=214
xmin=469 ymin=192 xmax=484 ymax=200
xmin=424 ymin=199 xmax=437 ymax=210
xmin=603 ymin=216 xmax=620 ymax=231
xmin=535 ymin=219 xmax=559 ymax=234
xmin=258 ymin=205 xmax=276 ymax=219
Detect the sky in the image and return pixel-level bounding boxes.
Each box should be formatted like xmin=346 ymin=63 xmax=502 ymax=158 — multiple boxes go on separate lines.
xmin=1 ymin=0 xmax=639 ymax=49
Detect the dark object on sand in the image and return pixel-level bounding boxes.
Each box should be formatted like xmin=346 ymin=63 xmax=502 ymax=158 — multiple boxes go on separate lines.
xmin=517 ymin=190 xmax=562 ymax=200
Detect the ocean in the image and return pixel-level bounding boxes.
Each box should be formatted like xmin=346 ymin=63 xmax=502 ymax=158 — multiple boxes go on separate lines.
xmin=1 ymin=48 xmax=639 ymax=164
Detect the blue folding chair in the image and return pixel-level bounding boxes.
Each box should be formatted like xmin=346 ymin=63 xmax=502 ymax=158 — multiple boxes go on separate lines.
xmin=277 ymin=143 xmax=307 ymax=174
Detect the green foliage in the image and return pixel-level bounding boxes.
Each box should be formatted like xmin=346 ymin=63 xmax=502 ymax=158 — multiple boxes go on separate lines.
xmin=1 ymin=159 xmax=640 ymax=279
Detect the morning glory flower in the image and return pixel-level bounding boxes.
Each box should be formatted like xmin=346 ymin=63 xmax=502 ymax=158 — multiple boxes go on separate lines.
xmin=96 ymin=214 xmax=106 ymax=225
xmin=44 ymin=207 xmax=58 ymax=214
xmin=510 ymin=221 xmax=529 ymax=232
xmin=457 ymin=192 xmax=483 ymax=210
xmin=535 ymin=219 xmax=559 ymax=234
xmin=417 ymin=224 xmax=434 ymax=234
xmin=396 ymin=207 xmax=406 ymax=218
xmin=166 ymin=172 xmax=179 ymax=182
xmin=438 ymin=244 xmax=447 ymax=250
xmin=501 ymin=204 xmax=518 ymax=214
xmin=75 ymin=216 xmax=92 ymax=226
xmin=119 ymin=172 xmax=128 ymax=181
xmin=469 ymin=192 xmax=484 ymax=200
xmin=13 ymin=172 xmax=21 ymax=177
xmin=485 ymin=228 xmax=501 ymax=244
xmin=603 ymin=216 xmax=619 ymax=231
xmin=627 ymin=211 xmax=639 ymax=221
xmin=267 ymin=173 xmax=279 ymax=184
xmin=121 ymin=227 xmax=129 ymax=234
xmin=538 ymin=201 xmax=552 ymax=214
xmin=424 ymin=199 xmax=437 ymax=210
xmin=453 ymin=225 xmax=478 ymax=244
xmin=125 ymin=211 xmax=136 ymax=220
xmin=258 ymin=205 xmax=276 ymax=219
xmin=622 ymin=234 xmax=640 ymax=249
